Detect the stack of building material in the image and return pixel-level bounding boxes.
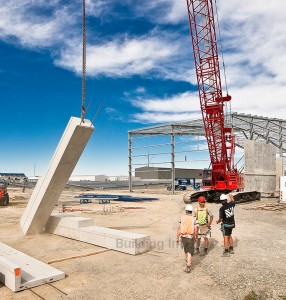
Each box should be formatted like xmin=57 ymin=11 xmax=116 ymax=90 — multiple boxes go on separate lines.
xmin=243 ymin=202 xmax=286 ymax=211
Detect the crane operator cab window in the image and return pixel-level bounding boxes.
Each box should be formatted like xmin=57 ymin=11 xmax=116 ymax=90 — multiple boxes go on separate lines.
xmin=202 ymin=169 xmax=212 ymax=187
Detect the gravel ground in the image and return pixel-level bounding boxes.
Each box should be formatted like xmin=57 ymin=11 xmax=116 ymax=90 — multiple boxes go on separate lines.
xmin=0 ymin=187 xmax=285 ymax=300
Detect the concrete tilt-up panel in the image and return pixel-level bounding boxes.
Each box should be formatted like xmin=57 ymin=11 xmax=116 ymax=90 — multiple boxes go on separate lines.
xmin=244 ymin=139 xmax=276 ymax=193
xmin=20 ymin=117 xmax=94 ymax=235
xmin=46 ymin=214 xmax=150 ymax=255
xmin=0 ymin=242 xmax=65 ymax=292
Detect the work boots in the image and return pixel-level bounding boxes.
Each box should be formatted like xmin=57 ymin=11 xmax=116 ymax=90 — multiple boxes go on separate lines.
xmin=184 ymin=265 xmax=191 ymax=273
xmin=222 ymin=250 xmax=230 ymax=257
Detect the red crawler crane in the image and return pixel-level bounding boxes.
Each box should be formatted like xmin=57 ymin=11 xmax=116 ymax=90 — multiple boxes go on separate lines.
xmin=184 ymin=0 xmax=259 ymax=202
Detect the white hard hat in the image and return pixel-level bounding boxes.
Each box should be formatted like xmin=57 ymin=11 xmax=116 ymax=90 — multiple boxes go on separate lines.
xmin=220 ymin=194 xmax=228 ymax=201
xmin=185 ymin=204 xmax=194 ymax=211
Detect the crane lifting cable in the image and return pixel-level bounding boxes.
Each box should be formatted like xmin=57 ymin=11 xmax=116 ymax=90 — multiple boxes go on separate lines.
xmin=81 ymin=0 xmax=87 ymax=123
xmin=80 ymin=0 xmax=103 ymax=125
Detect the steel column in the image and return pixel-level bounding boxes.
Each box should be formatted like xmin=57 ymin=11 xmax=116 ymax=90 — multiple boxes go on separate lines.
xmin=128 ymin=133 xmax=132 ymax=192
xmin=171 ymin=129 xmax=175 ymax=194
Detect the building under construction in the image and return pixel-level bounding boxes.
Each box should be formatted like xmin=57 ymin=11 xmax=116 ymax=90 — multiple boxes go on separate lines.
xmin=128 ymin=112 xmax=285 ymax=193
xmin=135 ymin=167 xmax=203 ymax=180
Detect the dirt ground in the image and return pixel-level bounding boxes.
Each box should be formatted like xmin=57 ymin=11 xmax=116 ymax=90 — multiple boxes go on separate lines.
xmin=0 ymin=187 xmax=285 ymax=300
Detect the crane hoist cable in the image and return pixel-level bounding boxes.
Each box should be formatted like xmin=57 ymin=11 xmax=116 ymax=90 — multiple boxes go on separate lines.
xmin=81 ymin=0 xmax=103 ymax=126
xmin=81 ymin=0 xmax=86 ymax=123
xmin=91 ymin=100 xmax=104 ymax=124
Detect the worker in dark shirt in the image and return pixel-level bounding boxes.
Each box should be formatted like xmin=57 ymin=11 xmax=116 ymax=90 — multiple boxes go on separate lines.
xmin=216 ymin=193 xmax=235 ymax=257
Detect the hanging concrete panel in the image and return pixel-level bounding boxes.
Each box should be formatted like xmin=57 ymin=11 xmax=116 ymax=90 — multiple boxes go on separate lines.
xmin=20 ymin=117 xmax=94 ymax=235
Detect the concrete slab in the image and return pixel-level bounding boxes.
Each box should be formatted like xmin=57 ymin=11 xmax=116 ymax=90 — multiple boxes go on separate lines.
xmin=0 ymin=256 xmax=21 ymax=292
xmin=46 ymin=214 xmax=150 ymax=255
xmin=47 ymin=215 xmax=95 ymax=229
xmin=0 ymin=242 xmax=65 ymax=292
xmin=20 ymin=117 xmax=94 ymax=235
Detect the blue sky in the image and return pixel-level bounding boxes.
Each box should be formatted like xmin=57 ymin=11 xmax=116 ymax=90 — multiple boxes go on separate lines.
xmin=0 ymin=0 xmax=285 ymax=176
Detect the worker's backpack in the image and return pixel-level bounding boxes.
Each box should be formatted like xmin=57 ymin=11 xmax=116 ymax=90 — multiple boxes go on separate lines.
xmin=194 ymin=207 xmax=208 ymax=225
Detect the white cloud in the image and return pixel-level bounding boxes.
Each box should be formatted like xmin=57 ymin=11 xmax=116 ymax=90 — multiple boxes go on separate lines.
xmin=105 ymin=106 xmax=124 ymax=121
xmin=85 ymin=0 xmax=113 ymax=17
xmin=129 ymin=0 xmax=187 ymax=24
xmin=0 ymin=2 xmax=75 ymax=48
xmin=230 ymin=84 xmax=286 ymax=119
xmin=0 ymin=0 xmax=285 ymax=123
xmin=135 ymin=87 xmax=146 ymax=94
xmin=131 ymin=92 xmax=200 ymax=113
xmin=132 ymin=111 xmax=202 ymax=124
xmin=112 ymin=0 xmax=187 ymax=25
xmin=130 ymin=0 xmax=286 ymax=123
xmin=93 ymin=0 xmax=188 ymax=25
xmin=0 ymin=0 xmax=191 ymax=80
xmin=165 ymin=0 xmax=188 ymax=24
xmin=56 ymin=35 xmax=179 ymax=77
xmin=130 ymin=91 xmax=202 ymax=123
xmin=215 ymin=0 xmax=286 ymax=119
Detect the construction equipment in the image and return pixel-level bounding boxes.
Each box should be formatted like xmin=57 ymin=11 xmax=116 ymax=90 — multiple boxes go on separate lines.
xmin=0 ymin=180 xmax=9 ymax=206
xmin=167 ymin=180 xmax=187 ymax=191
xmin=177 ymin=178 xmax=200 ymax=190
xmin=167 ymin=184 xmax=186 ymax=191
xmin=184 ymin=0 xmax=260 ymax=203
xmin=167 ymin=178 xmax=200 ymax=191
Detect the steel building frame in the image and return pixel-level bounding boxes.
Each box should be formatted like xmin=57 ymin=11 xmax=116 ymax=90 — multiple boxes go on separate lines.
xmin=128 ymin=112 xmax=286 ymax=192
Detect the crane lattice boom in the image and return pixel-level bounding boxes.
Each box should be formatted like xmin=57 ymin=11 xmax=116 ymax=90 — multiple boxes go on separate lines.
xmin=186 ymin=0 xmax=243 ymax=191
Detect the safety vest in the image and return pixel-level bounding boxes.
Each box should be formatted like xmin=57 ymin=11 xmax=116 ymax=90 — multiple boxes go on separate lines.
xmin=194 ymin=207 xmax=208 ymax=225
xmin=180 ymin=215 xmax=194 ymax=235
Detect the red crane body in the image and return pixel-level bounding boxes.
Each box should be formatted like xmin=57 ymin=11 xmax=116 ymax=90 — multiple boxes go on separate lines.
xmin=186 ymin=0 xmax=244 ymax=192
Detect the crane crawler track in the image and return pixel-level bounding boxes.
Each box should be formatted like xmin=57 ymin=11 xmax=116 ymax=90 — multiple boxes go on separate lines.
xmin=183 ymin=190 xmax=261 ymax=204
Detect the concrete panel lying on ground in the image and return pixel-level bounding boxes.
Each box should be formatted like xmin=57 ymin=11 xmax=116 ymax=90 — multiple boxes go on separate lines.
xmin=46 ymin=214 xmax=150 ymax=255
xmin=0 ymin=242 xmax=65 ymax=292
xmin=20 ymin=117 xmax=94 ymax=235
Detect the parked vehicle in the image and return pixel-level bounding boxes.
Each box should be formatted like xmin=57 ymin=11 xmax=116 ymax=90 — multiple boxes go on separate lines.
xmin=167 ymin=182 xmax=187 ymax=191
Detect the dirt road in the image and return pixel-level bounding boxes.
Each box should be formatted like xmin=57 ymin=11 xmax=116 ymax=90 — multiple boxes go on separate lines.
xmin=0 ymin=187 xmax=285 ymax=300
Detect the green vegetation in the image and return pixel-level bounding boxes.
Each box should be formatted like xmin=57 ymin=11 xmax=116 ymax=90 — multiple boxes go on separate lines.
xmin=244 ymin=291 xmax=265 ymax=300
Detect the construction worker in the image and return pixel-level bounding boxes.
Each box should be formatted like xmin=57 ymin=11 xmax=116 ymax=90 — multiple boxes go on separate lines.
xmin=194 ymin=196 xmax=213 ymax=255
xmin=216 ymin=193 xmax=235 ymax=257
xmin=176 ymin=204 xmax=198 ymax=273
